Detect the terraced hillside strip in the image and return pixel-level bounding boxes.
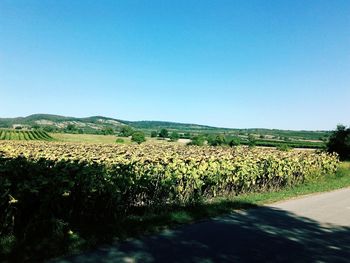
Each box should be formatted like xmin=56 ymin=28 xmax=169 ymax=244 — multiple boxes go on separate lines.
xmin=0 ymin=129 xmax=53 ymax=141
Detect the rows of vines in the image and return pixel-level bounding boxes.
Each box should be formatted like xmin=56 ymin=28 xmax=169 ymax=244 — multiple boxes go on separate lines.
xmin=0 ymin=130 xmax=52 ymax=141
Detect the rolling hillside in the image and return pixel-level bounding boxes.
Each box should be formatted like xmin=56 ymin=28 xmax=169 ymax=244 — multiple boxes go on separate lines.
xmin=0 ymin=114 xmax=330 ymax=140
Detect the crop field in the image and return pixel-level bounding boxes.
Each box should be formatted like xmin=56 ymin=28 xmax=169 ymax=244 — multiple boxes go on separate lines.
xmin=0 ymin=140 xmax=340 ymax=261
xmin=0 ymin=129 xmax=52 ymax=141
xmin=0 ymin=140 xmax=338 ymax=205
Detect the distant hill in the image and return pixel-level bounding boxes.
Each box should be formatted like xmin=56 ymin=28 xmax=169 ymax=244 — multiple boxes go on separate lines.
xmin=0 ymin=114 xmax=126 ymax=133
xmin=122 ymin=120 xmax=220 ymax=131
xmin=0 ymin=114 xmax=221 ymax=131
xmin=0 ymin=114 xmax=330 ymax=140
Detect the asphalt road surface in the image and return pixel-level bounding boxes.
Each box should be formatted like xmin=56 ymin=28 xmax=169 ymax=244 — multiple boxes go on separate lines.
xmin=51 ymin=188 xmax=350 ymax=263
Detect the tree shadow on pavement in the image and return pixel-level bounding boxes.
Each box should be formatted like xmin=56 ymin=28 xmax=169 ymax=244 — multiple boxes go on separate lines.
xmin=51 ymin=206 xmax=350 ymax=263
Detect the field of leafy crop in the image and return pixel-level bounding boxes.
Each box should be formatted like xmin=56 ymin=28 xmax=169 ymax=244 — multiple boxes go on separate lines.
xmin=0 ymin=141 xmax=339 ymax=261
xmin=0 ymin=140 xmax=339 ymax=195
xmin=0 ymin=129 xmax=52 ymax=141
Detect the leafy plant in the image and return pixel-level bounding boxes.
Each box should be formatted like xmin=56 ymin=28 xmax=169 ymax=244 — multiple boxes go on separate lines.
xmin=277 ymin=144 xmax=291 ymax=152
xmin=115 ymin=138 xmax=125 ymax=144
xmin=170 ymin=131 xmax=180 ymax=141
xmin=207 ymin=134 xmax=226 ymax=146
xmin=159 ymin=129 xmax=169 ymax=138
xmin=151 ymin=131 xmax=158 ymax=138
xmin=229 ymin=137 xmax=241 ymax=147
xmin=0 ymin=140 xmax=339 ymax=261
xmin=119 ymin=126 xmax=134 ymax=137
xmin=327 ymin=124 xmax=350 ymax=160
xmin=131 ymin=131 xmax=146 ymax=144
xmin=189 ymin=135 xmax=206 ymax=146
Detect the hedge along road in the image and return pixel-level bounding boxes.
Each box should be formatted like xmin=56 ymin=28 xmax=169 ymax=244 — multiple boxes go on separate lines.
xmin=51 ymin=188 xmax=350 ymax=263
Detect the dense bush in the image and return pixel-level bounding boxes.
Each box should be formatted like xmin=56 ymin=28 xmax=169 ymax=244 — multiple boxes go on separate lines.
xmin=248 ymin=134 xmax=256 ymax=147
xmin=131 ymin=131 xmax=146 ymax=144
xmin=159 ymin=129 xmax=169 ymax=138
xmin=115 ymin=138 xmax=125 ymax=144
xmin=229 ymin=137 xmax=241 ymax=147
xmin=170 ymin=131 xmax=180 ymax=141
xmin=277 ymin=144 xmax=291 ymax=152
xmin=208 ymin=134 xmax=226 ymax=146
xmin=101 ymin=127 xmax=114 ymax=135
xmin=151 ymin=131 xmax=158 ymax=138
xmin=327 ymin=125 xmax=350 ymax=160
xmin=119 ymin=126 xmax=134 ymax=137
xmin=188 ymin=135 xmax=206 ymax=146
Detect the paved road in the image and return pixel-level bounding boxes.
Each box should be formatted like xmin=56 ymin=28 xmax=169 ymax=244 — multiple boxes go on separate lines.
xmin=270 ymin=187 xmax=350 ymax=227
xmin=52 ymin=188 xmax=350 ymax=263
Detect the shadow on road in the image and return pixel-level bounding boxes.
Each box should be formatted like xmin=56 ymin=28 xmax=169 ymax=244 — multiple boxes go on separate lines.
xmin=52 ymin=206 xmax=350 ymax=263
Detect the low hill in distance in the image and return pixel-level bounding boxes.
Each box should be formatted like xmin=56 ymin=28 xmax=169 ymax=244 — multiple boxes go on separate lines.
xmin=0 ymin=114 xmax=330 ymax=141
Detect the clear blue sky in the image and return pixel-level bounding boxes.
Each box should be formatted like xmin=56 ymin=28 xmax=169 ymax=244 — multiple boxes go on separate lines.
xmin=0 ymin=0 xmax=349 ymax=130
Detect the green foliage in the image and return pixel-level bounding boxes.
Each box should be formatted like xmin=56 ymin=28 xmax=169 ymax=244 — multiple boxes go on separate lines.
xmin=115 ymin=138 xmax=125 ymax=144
xmin=159 ymin=129 xmax=169 ymax=138
xmin=189 ymin=135 xmax=206 ymax=146
xmin=248 ymin=134 xmax=256 ymax=147
xmin=151 ymin=131 xmax=158 ymax=138
xmin=43 ymin=125 xmax=56 ymax=133
xmin=0 ymin=129 xmax=53 ymax=141
xmin=120 ymin=126 xmax=134 ymax=137
xmin=327 ymin=124 xmax=350 ymax=160
xmin=170 ymin=131 xmax=180 ymax=141
xmin=208 ymin=134 xmax=226 ymax=146
xmin=236 ymin=139 xmax=324 ymax=149
xmin=277 ymin=144 xmax=291 ymax=152
xmin=101 ymin=127 xmax=114 ymax=135
xmin=229 ymin=137 xmax=241 ymax=147
xmin=0 ymin=141 xmax=339 ymax=261
xmin=32 ymin=124 xmax=40 ymax=130
xmin=131 ymin=131 xmax=146 ymax=144
xmin=183 ymin=132 xmax=192 ymax=139
xmin=66 ymin=124 xmax=76 ymax=132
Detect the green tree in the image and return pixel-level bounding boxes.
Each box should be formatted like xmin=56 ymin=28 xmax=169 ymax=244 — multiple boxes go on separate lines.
xmin=229 ymin=137 xmax=241 ymax=147
xmin=102 ymin=127 xmax=114 ymax=135
xmin=208 ymin=134 xmax=226 ymax=146
xmin=159 ymin=129 xmax=169 ymax=138
xmin=120 ymin=126 xmax=134 ymax=137
xmin=183 ymin=132 xmax=191 ymax=139
xmin=151 ymin=131 xmax=158 ymax=138
xmin=277 ymin=144 xmax=291 ymax=152
xmin=66 ymin=124 xmax=76 ymax=132
xmin=189 ymin=135 xmax=206 ymax=146
xmin=43 ymin=126 xmax=55 ymax=133
xmin=248 ymin=134 xmax=256 ymax=147
xmin=131 ymin=131 xmax=146 ymax=144
xmin=170 ymin=131 xmax=180 ymax=141
xmin=327 ymin=124 xmax=350 ymax=160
